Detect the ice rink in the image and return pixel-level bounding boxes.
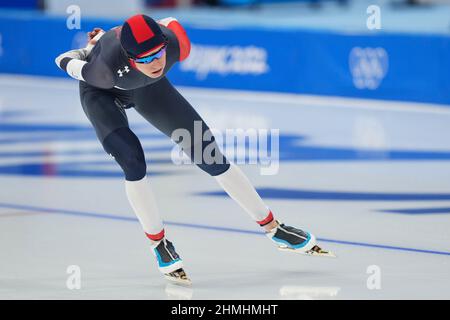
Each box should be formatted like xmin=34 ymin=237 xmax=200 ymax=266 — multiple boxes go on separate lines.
xmin=0 ymin=75 xmax=449 ymax=300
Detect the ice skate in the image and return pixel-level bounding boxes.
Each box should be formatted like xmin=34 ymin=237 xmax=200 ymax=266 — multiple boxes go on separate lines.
xmin=266 ymin=221 xmax=336 ymax=258
xmin=164 ymin=268 xmax=192 ymax=286
xmin=152 ymin=238 xmax=192 ymax=286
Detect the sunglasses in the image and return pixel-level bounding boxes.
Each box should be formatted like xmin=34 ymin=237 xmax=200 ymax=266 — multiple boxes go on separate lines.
xmin=133 ymin=45 xmax=167 ymax=64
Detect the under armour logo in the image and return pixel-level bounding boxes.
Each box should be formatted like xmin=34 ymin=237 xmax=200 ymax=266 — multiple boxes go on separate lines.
xmin=117 ymin=66 xmax=130 ymax=77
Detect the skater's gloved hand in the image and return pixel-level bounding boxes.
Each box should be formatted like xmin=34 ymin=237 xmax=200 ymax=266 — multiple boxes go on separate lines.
xmin=87 ymin=28 xmax=104 ymax=43
xmin=86 ymin=28 xmax=105 ymax=52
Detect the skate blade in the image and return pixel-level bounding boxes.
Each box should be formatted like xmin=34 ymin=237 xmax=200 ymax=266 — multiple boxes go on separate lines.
xmin=165 ymin=276 xmax=192 ymax=286
xmin=164 ymin=269 xmax=192 ymax=287
xmin=278 ymin=245 xmax=337 ymax=258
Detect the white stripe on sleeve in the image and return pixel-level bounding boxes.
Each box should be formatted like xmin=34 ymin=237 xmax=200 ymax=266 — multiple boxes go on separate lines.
xmin=66 ymin=59 xmax=87 ymax=81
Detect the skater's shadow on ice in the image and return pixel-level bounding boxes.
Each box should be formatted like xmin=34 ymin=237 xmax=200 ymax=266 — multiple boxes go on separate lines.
xmin=279 ymin=285 xmax=340 ymax=300
xmin=165 ymin=283 xmax=194 ymax=300
xmin=271 ymin=269 xmax=341 ymax=299
xmin=191 ymin=269 xmax=338 ymax=289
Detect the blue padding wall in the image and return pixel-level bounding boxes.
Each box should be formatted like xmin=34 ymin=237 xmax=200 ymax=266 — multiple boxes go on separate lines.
xmin=0 ymin=10 xmax=449 ymax=105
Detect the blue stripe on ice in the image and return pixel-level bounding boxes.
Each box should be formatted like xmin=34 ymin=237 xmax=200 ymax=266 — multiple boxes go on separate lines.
xmin=197 ymin=188 xmax=450 ymax=201
xmin=380 ymin=207 xmax=450 ymax=215
xmin=0 ymin=202 xmax=449 ymax=257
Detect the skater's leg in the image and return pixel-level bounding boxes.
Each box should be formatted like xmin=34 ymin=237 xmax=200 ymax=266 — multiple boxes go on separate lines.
xmin=133 ymin=78 xmax=274 ymax=226
xmin=104 ymin=129 xmax=185 ymax=272
xmin=212 ymin=154 xmax=324 ymax=254
xmin=80 ymin=84 xmax=189 ymax=279
xmin=79 ymin=84 xmax=164 ymax=240
xmin=131 ymin=79 xmax=330 ymax=257
xmin=214 ymin=162 xmax=276 ymax=228
xmin=102 ymin=127 xmax=164 ymax=238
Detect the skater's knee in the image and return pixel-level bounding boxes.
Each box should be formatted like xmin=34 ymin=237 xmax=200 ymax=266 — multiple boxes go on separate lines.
xmin=194 ymin=145 xmax=230 ymax=176
xmin=121 ymin=153 xmax=147 ymax=180
xmin=102 ymin=127 xmax=147 ymax=181
xmin=184 ymin=138 xmax=231 ymax=176
xmin=197 ymin=161 xmax=230 ymax=176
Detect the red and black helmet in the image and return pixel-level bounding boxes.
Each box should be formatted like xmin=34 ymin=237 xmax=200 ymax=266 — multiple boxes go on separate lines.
xmin=120 ymin=14 xmax=167 ymax=59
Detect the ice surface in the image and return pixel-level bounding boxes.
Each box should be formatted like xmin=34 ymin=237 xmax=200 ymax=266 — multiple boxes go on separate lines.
xmin=0 ymin=75 xmax=449 ymax=299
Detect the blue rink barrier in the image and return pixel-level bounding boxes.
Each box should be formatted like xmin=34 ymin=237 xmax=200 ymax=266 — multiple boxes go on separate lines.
xmin=0 ymin=10 xmax=449 ymax=105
